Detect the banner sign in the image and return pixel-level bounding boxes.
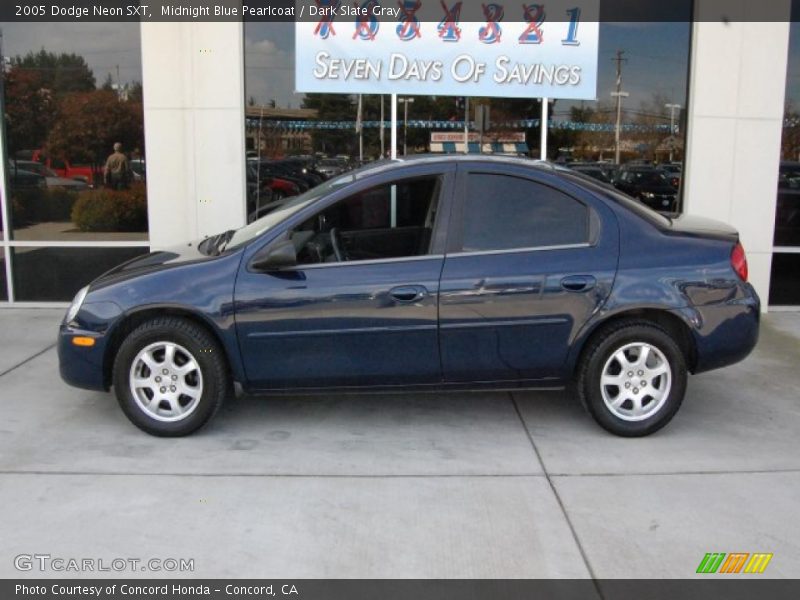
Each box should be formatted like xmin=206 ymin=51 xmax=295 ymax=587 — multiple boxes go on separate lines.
xmin=295 ymin=0 xmax=599 ymax=100
xmin=431 ymin=132 xmax=526 ymax=142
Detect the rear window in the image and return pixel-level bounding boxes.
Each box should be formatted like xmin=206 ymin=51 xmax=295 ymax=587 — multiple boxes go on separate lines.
xmin=560 ymin=171 xmax=671 ymax=227
xmin=461 ymin=173 xmax=590 ymax=252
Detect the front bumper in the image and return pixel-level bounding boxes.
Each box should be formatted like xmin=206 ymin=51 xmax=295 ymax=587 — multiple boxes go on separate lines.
xmin=58 ymin=323 xmax=110 ymax=392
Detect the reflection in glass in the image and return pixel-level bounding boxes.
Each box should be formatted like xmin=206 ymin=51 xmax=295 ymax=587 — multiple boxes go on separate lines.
xmin=244 ymin=10 xmax=691 ymax=214
xmin=1 ymin=23 xmax=147 ymax=241
xmin=0 ymin=250 xmax=7 ymax=301
xmin=780 ymin=15 xmax=800 ymax=248
xmin=769 ymin=254 xmax=800 ymax=306
xmin=12 ymin=246 xmax=148 ymax=302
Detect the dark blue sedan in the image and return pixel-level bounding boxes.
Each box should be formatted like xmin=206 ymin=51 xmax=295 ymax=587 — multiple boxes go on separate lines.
xmin=58 ymin=156 xmax=760 ymax=437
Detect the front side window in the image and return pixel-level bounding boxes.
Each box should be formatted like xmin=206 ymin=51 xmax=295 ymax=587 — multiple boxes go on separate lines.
xmin=461 ymin=174 xmax=590 ymax=252
xmin=291 ymin=176 xmax=441 ymax=265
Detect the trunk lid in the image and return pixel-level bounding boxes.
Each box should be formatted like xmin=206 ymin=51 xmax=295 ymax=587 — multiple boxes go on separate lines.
xmin=666 ymin=214 xmax=739 ymax=241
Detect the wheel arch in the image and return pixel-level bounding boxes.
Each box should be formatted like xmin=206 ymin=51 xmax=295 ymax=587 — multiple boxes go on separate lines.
xmin=570 ymin=308 xmax=698 ymax=378
xmin=103 ymin=306 xmax=238 ymax=390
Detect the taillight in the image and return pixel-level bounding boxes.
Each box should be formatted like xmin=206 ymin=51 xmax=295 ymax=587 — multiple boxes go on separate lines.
xmin=731 ymin=242 xmax=748 ymax=282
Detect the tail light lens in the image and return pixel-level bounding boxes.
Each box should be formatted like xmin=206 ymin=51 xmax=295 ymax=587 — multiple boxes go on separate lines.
xmin=731 ymin=242 xmax=748 ymax=282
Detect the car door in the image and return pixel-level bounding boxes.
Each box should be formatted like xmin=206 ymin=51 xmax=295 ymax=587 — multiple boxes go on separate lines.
xmin=438 ymin=164 xmax=619 ymax=384
xmin=235 ymin=165 xmax=455 ymax=391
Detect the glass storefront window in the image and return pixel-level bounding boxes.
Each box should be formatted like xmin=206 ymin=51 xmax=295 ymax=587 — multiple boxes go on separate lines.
xmin=11 ymin=246 xmax=147 ymax=302
xmin=0 ymin=249 xmax=7 ymax=301
xmin=774 ymin=7 xmax=800 ymax=305
xmin=1 ymin=23 xmax=147 ymax=243
xmin=0 ymin=23 xmax=149 ymax=302
xmin=770 ymin=254 xmax=800 ymax=306
xmin=243 ymin=3 xmax=692 ymax=221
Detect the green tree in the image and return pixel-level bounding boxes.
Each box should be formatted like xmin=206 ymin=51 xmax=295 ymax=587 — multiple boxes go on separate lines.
xmin=101 ymin=73 xmax=115 ymax=91
xmin=47 ymin=89 xmax=144 ymax=168
xmin=12 ymin=49 xmax=95 ymax=95
xmin=2 ymin=66 xmax=56 ymax=154
xmin=301 ymin=93 xmax=356 ymax=155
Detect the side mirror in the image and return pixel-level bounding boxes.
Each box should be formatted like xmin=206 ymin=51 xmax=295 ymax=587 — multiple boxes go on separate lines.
xmin=251 ymin=238 xmax=297 ymax=271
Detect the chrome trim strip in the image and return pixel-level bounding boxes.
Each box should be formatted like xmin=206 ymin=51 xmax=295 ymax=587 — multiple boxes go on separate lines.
xmin=248 ymin=324 xmax=437 ymax=339
xmin=446 ymin=243 xmax=591 ymax=259
xmin=440 ymin=317 xmax=569 ymax=330
xmin=286 ymin=254 xmax=445 ymax=271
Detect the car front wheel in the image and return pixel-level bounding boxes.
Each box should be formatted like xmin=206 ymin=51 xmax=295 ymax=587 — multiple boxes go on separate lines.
xmin=112 ymin=317 xmax=230 ymax=436
xmin=577 ymin=321 xmax=688 ymax=437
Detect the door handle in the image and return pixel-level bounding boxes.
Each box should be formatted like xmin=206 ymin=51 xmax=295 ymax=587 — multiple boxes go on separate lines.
xmin=389 ymin=285 xmax=428 ymax=304
xmin=561 ymin=275 xmax=596 ymax=293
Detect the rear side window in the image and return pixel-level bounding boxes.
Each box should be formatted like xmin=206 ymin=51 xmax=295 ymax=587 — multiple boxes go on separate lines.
xmin=460 ymin=173 xmax=590 ymax=252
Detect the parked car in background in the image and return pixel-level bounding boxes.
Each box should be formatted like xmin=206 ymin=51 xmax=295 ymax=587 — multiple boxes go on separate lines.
xmin=10 ymin=160 xmax=89 ymax=191
xmin=569 ymin=163 xmax=613 ymax=184
xmin=660 ymin=163 xmax=682 ymax=175
xmin=778 ymin=161 xmax=800 ymax=189
xmin=316 ymin=158 xmax=348 ymax=179
xmin=613 ymin=166 xmax=678 ymax=212
xmin=27 ymin=149 xmax=96 ymax=187
xmin=6 ymin=164 xmax=46 ymax=190
xmin=130 ymin=159 xmax=146 ymax=182
xmin=246 ymin=164 xmax=300 ymax=203
xmin=59 ymin=155 xmax=759 ymax=439
xmin=659 ymin=168 xmax=681 ymax=190
xmin=776 ymin=161 xmax=800 ymax=246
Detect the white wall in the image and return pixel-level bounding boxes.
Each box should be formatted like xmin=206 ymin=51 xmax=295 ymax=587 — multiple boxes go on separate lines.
xmin=140 ymin=22 xmax=247 ymax=250
xmin=683 ymin=1 xmax=792 ymax=310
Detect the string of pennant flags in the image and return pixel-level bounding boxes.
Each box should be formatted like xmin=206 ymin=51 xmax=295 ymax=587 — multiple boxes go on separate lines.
xmin=245 ymin=118 xmax=679 ymax=134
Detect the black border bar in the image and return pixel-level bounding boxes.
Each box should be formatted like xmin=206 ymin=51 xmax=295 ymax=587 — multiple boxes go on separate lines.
xmin=0 ymin=0 xmax=797 ymax=23
xmin=5 ymin=580 xmax=800 ymax=600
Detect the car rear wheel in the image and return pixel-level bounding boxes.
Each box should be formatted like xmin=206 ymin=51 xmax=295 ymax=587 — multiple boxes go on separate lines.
xmin=577 ymin=321 xmax=687 ymax=437
xmin=113 ymin=317 xmax=230 ymax=437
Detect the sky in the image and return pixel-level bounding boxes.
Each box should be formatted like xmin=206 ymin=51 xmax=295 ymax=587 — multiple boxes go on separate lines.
xmin=2 ymin=16 xmax=799 ymax=118
xmin=0 ymin=23 xmax=143 ymax=87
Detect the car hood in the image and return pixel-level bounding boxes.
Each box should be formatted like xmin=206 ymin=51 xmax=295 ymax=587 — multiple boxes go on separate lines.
xmin=90 ymin=241 xmax=218 ymax=290
xmin=667 ymin=214 xmax=739 ymax=241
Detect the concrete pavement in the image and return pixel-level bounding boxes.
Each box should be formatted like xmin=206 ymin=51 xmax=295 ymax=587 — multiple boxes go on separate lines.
xmin=0 ymin=309 xmax=798 ymax=578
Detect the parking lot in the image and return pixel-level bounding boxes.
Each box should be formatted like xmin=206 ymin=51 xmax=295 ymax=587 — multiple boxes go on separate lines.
xmin=1 ymin=308 xmax=798 ymax=579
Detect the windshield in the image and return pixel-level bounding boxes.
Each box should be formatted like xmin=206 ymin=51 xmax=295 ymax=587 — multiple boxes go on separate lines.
xmin=225 ymin=171 xmax=356 ymax=249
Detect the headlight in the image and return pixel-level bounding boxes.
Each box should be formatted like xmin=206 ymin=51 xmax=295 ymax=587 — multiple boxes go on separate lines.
xmin=641 ymin=192 xmax=655 ymax=199
xmin=66 ymin=285 xmax=89 ymax=323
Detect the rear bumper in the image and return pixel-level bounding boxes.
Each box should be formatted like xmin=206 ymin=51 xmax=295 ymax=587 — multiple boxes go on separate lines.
xmin=675 ymin=283 xmax=761 ymax=374
xmin=58 ymin=324 xmax=109 ymax=391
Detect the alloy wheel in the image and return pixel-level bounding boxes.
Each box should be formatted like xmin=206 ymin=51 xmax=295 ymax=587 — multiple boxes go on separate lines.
xmin=599 ymin=342 xmax=672 ymax=422
xmin=129 ymin=342 xmax=204 ymax=422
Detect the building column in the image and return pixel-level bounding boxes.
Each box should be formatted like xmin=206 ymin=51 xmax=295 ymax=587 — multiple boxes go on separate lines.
xmin=140 ymin=22 xmax=247 ymax=249
xmin=682 ymin=1 xmax=791 ymax=311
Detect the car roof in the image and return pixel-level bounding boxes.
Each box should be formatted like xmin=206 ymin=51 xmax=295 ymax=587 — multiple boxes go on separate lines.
xmin=350 ymin=153 xmax=554 ymax=180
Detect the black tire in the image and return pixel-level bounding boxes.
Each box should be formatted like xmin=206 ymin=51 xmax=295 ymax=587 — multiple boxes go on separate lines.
xmin=112 ymin=317 xmax=231 ymax=437
xmin=576 ymin=320 xmax=688 ymax=437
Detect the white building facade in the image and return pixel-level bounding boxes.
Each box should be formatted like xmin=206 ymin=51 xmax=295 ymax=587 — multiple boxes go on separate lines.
xmin=0 ymin=0 xmax=797 ymax=310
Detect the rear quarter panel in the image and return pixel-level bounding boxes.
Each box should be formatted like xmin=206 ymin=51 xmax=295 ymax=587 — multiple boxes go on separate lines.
xmin=565 ymin=199 xmax=759 ymax=375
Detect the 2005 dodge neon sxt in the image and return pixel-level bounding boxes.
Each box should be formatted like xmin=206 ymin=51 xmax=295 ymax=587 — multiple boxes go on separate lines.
xmin=58 ymin=156 xmax=760 ymax=437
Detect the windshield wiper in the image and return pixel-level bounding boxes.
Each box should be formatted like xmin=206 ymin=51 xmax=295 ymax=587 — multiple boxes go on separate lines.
xmin=211 ymin=229 xmax=236 ymax=255
xmin=199 ymin=229 xmax=236 ymax=256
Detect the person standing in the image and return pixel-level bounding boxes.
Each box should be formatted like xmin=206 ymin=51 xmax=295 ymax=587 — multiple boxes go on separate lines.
xmin=104 ymin=142 xmax=130 ymax=190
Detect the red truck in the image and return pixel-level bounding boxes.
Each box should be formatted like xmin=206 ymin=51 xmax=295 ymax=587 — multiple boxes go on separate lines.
xmin=30 ymin=149 xmax=97 ymax=187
